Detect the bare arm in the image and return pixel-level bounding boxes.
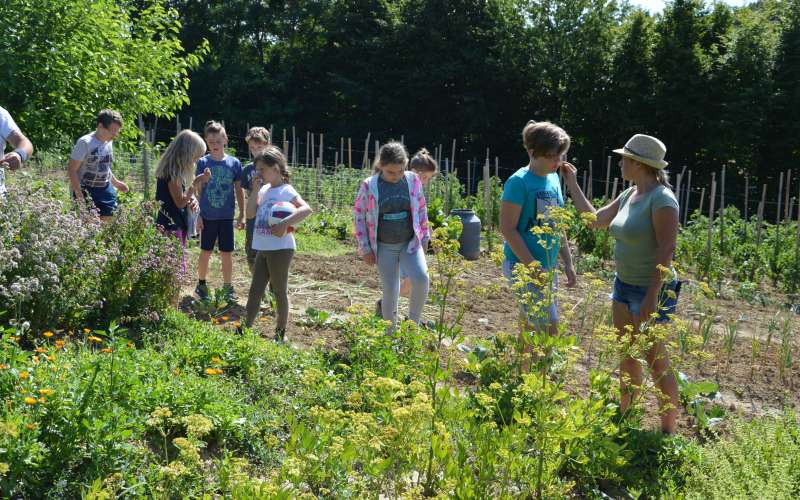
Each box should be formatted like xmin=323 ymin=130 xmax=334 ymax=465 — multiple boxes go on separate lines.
xmin=168 ymin=179 xmax=194 ymax=209
xmin=499 ymin=201 xmax=535 ymax=265
xmin=1 ymin=130 xmax=34 ymax=170
xmin=561 ymin=163 xmax=622 ymax=229
xmin=68 ymin=159 xmax=84 ymax=201
xmin=559 ymin=230 xmax=577 ymax=287
xmin=235 ymin=180 xmax=245 ymax=221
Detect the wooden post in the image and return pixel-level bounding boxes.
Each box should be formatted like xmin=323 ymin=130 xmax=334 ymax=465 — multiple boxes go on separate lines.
xmin=581 ymin=171 xmax=587 ymax=193
xmin=340 ymin=137 xmax=344 ymax=167
xmin=484 ymin=158 xmax=492 ymax=250
xmin=705 ymin=174 xmax=717 ymax=280
xmin=720 ymin=165 xmax=726 ymax=255
xmin=605 ymin=156 xmax=611 ymax=200
xmin=756 ymin=184 xmax=767 ymax=244
xmin=311 ymin=133 xmax=316 ymax=168
xmin=777 ymin=171 xmax=784 ymax=224
xmin=611 ymin=177 xmax=619 ymax=200
xmin=375 ymin=140 xmax=380 ymax=165
xmin=318 ymin=133 xmax=324 ymax=167
xmin=676 ymin=172 xmax=683 ymax=212
xmin=188 ymin=116 xmax=193 ymax=131
xmin=292 ymin=127 xmax=297 ymax=166
xmin=451 ymin=139 xmax=457 ymax=173
xmin=306 ymin=131 xmax=310 ymax=167
xmin=269 ymin=125 xmax=273 ymax=143
xmin=176 ymin=114 xmax=181 ymax=135
xmin=334 ymin=152 xmax=338 ymax=169
xmin=444 ymin=159 xmax=451 ymax=213
xmin=283 ymin=139 xmax=289 ymax=156
xmin=400 ymin=135 xmax=404 ymax=145
xmin=698 ymin=187 xmax=706 ymax=219
xmin=495 ymin=157 xmax=499 ymax=179
xmin=142 ymin=143 xmax=150 ymax=201
xmin=467 ymin=160 xmax=471 ymax=197
xmin=785 ymin=169 xmax=792 ymax=220
xmin=744 ymin=174 xmax=750 ymax=222
xmin=587 ymin=160 xmax=593 ymax=199
xmin=316 ymin=155 xmax=322 ymax=206
xmin=348 ymin=138 xmax=352 ymax=168
xmin=683 ymin=170 xmax=693 ymax=225
xmin=362 ymin=133 xmax=371 ymax=169
xmin=796 ymin=182 xmax=800 ymax=258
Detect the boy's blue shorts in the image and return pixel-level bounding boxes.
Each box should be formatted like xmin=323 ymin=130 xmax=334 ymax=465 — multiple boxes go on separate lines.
xmin=200 ymin=219 xmax=235 ymax=252
xmin=610 ymin=276 xmax=680 ymax=323
xmin=79 ymin=182 xmax=118 ymax=217
xmin=502 ymin=260 xmax=558 ymax=324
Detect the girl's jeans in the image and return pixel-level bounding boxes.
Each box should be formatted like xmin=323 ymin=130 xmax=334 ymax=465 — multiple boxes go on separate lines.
xmin=377 ymin=242 xmax=429 ymax=329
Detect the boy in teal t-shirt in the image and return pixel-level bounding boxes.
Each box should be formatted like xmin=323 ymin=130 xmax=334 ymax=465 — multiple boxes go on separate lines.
xmin=500 ymin=121 xmax=576 ymax=368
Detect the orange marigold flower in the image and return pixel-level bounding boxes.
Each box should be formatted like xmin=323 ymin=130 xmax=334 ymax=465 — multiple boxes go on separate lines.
xmin=31 ymin=356 xmax=40 ymax=365
xmin=25 ymin=423 xmax=35 ymax=430
xmin=19 ymin=371 xmax=29 ymax=380
xmin=204 ymin=368 xmax=223 ymax=376
xmin=43 ymin=331 xmax=54 ymax=338
xmin=38 ymin=388 xmax=54 ymax=396
xmin=24 ymin=397 xmax=37 ymax=405
xmin=87 ymin=336 xmax=102 ymax=343
xmin=232 ymin=321 xmax=241 ymax=328
xmin=83 ymin=328 xmax=92 ymax=334
xmin=0 ymin=364 xmax=7 ymax=370
xmin=35 ymin=347 xmax=45 ymax=354
xmin=221 ymin=316 xmax=230 ymax=321
xmin=101 ymin=348 xmax=112 ymax=354
xmin=55 ymin=340 xmax=65 ymax=349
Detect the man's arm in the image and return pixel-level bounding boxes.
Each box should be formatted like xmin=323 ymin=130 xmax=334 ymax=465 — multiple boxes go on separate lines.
xmin=1 ymin=130 xmax=34 ymax=170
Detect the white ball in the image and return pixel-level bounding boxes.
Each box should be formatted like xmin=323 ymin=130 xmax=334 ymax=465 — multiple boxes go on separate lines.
xmin=268 ymin=201 xmax=296 ymax=227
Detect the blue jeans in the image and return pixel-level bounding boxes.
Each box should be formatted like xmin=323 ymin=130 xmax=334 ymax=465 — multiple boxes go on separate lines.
xmin=377 ymin=242 xmax=429 ymax=329
xmin=610 ymin=276 xmax=680 ymax=323
xmin=502 ymin=260 xmax=558 ymax=324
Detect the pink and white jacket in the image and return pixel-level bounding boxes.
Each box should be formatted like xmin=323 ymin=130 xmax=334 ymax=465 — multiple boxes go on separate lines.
xmin=353 ymin=171 xmax=430 ymax=256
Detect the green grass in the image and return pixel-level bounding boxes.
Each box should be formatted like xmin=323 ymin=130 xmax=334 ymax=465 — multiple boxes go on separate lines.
xmin=294 ymin=230 xmax=351 ymax=256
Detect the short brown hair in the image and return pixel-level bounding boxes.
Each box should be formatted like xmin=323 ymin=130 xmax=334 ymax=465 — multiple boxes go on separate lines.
xmin=245 ymin=126 xmax=271 ymax=144
xmin=522 ymin=121 xmax=570 ymax=157
xmin=96 ymin=109 xmax=123 ymax=128
xmin=409 ymin=148 xmax=438 ymax=173
xmin=204 ymin=120 xmax=226 ymax=137
xmin=373 ymin=141 xmax=408 ymax=170
xmin=254 ymin=145 xmax=290 ymax=182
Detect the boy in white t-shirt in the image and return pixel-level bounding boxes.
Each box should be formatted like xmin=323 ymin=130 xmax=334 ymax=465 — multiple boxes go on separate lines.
xmin=68 ymin=109 xmax=129 ymax=221
xmin=244 ymin=146 xmax=312 ymax=342
xmin=0 ymin=106 xmax=34 ymax=195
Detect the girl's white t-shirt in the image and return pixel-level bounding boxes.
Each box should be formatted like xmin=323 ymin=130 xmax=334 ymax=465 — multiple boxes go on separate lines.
xmin=252 ymin=183 xmax=299 ymax=251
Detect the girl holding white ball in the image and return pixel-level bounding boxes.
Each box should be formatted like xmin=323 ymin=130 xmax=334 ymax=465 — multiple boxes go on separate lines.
xmin=244 ymin=146 xmax=312 ymax=342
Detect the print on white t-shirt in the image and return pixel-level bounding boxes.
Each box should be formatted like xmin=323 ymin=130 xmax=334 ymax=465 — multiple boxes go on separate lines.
xmin=252 ymin=183 xmax=299 ymax=251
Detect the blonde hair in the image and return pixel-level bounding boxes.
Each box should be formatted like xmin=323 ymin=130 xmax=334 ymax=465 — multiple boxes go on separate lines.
xmin=409 ymin=148 xmax=438 ymax=173
xmin=372 ymin=141 xmax=408 ymax=172
xmin=255 ymin=145 xmax=290 ymax=182
xmin=246 ymin=126 xmax=271 ymax=144
xmin=522 ymin=120 xmax=570 ymax=157
xmin=155 ymin=130 xmax=206 ymax=186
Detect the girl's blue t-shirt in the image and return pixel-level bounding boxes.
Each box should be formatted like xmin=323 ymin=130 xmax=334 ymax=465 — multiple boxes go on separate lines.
xmin=196 ymin=154 xmax=242 ymax=220
xmin=501 ymin=167 xmax=563 ymax=269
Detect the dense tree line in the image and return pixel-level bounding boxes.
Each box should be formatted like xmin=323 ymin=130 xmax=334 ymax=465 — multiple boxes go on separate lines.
xmin=1 ymin=0 xmax=798 ymax=196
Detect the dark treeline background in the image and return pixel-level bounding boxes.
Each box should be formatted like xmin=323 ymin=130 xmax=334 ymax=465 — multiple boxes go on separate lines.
xmin=167 ymin=0 xmax=800 ymax=196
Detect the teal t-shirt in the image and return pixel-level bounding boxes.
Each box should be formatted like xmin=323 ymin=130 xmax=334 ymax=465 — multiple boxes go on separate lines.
xmin=609 ymin=185 xmax=679 ymax=287
xmin=502 ymin=167 xmax=563 ymax=269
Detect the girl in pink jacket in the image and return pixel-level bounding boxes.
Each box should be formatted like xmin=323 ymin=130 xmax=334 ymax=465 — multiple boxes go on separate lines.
xmin=353 ymin=141 xmax=430 ymax=330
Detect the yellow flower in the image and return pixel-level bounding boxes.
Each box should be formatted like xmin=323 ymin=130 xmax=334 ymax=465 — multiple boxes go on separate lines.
xmin=19 ymin=371 xmax=29 ymax=380
xmin=204 ymin=368 xmax=223 ymax=376
xmin=101 ymin=348 xmax=112 ymax=354
xmin=38 ymin=388 xmax=54 ymax=396
xmin=232 ymin=321 xmax=241 ymax=328
xmin=46 ymin=355 xmax=55 ymax=362
xmin=221 ymin=316 xmax=229 ymax=321
xmin=43 ymin=331 xmax=54 ymax=338
xmin=24 ymin=397 xmax=37 ymax=405
xmin=35 ymin=347 xmax=45 ymax=354
xmin=83 ymin=328 xmax=92 ymax=334
xmin=0 ymin=364 xmax=7 ymax=370
xmin=55 ymin=340 xmax=65 ymax=349
xmin=87 ymin=336 xmax=102 ymax=343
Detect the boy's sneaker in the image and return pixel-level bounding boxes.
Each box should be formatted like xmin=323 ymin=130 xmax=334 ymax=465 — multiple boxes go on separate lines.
xmin=274 ymin=328 xmax=286 ymax=343
xmin=195 ymin=283 xmax=210 ymax=303
xmin=222 ymin=284 xmax=237 ymax=303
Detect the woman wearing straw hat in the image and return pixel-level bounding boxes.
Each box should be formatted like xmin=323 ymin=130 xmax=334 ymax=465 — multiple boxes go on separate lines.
xmin=561 ymin=134 xmax=681 ymax=434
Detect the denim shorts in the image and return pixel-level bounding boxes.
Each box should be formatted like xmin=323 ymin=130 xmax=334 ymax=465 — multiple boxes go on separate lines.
xmin=502 ymin=260 xmax=558 ymax=324
xmin=611 ymin=276 xmax=680 ymax=323
xmin=80 ymin=182 xmax=118 ymax=216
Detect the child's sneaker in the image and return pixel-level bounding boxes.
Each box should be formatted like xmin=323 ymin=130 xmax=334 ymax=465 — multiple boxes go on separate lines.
xmin=195 ymin=283 xmax=210 ymax=303
xmin=222 ymin=284 xmax=237 ymax=303
xmin=274 ymin=328 xmax=286 ymax=343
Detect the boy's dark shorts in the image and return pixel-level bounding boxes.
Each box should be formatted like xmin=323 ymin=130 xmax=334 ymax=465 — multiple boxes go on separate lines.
xmin=200 ymin=219 xmax=235 ymax=252
xmin=79 ymin=183 xmax=118 ymax=217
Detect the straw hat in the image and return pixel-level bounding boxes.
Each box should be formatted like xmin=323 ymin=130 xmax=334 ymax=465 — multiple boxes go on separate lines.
xmin=613 ymin=134 xmax=668 ymax=170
